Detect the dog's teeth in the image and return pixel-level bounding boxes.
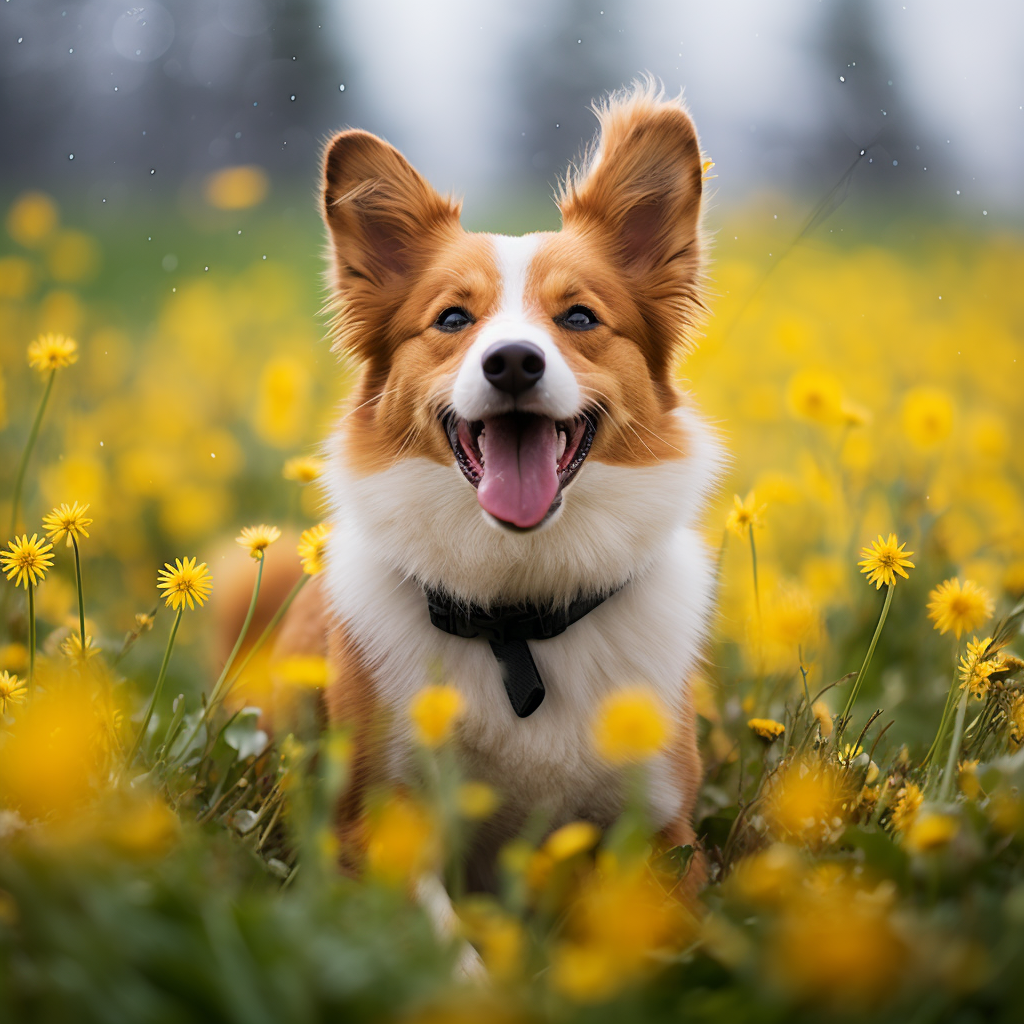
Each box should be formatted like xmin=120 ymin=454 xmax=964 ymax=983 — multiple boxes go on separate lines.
xmin=556 ymin=430 xmax=567 ymax=461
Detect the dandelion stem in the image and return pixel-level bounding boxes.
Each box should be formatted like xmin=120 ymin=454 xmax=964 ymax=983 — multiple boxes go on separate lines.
xmin=748 ymin=527 xmax=761 ymax=618
xmin=222 ymin=573 xmax=309 ymax=698
xmin=938 ymin=686 xmax=970 ymax=805
xmin=923 ymin=643 xmax=962 ymax=770
xmin=837 ymin=582 xmax=893 ymax=745
xmin=175 ymin=556 xmax=265 ymax=761
xmin=9 ymin=369 xmax=56 ymax=536
xmin=208 ymin=555 xmax=264 ymax=713
xmin=126 ymin=606 xmax=183 ymax=772
xmin=71 ymin=534 xmax=86 ymax=645
xmin=27 ymin=583 xmax=36 ymax=685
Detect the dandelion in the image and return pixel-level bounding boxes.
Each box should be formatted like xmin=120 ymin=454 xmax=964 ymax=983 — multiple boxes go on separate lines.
xmin=457 ymin=781 xmax=499 ymax=820
xmin=43 ymin=501 xmax=93 ymax=648
xmin=747 ymin=717 xmax=785 ymax=742
xmin=958 ymin=636 xmax=997 ymax=698
xmin=135 ymin=611 xmax=156 ymax=632
xmin=283 ymin=455 xmax=325 ymax=483
xmin=2 ymin=533 xmax=53 ymax=684
xmin=858 ymin=534 xmax=915 ymax=590
xmin=27 ymin=332 xmax=78 ymax=372
xmin=786 ymin=369 xmax=844 ymax=424
xmin=273 ymin=654 xmax=330 ymax=689
xmin=365 ymin=795 xmax=438 ymax=886
xmin=593 ymin=687 xmax=671 ymax=764
xmin=544 ymin=821 xmax=601 ymax=862
xmin=0 ymin=671 xmax=27 ymax=715
xmin=42 ymin=501 xmax=92 ymax=547
xmin=156 ymin=557 xmax=212 ymax=611
xmin=812 ymin=700 xmax=833 ymax=738
xmin=927 ymin=578 xmax=994 ymax=639
xmin=725 ymin=490 xmax=765 ymax=538
xmin=903 ymin=811 xmax=958 ymax=853
xmin=890 ymin=783 xmax=924 ymax=833
xmin=298 ymin=522 xmax=332 ymax=575
xmin=409 ymin=683 xmax=464 ymax=747
xmin=902 ymin=386 xmax=953 ymax=450
xmin=60 ymin=633 xmax=100 ymax=662
xmin=236 ymin=523 xmax=281 ymax=560
xmin=1 ymin=533 xmax=54 ymax=589
xmin=128 ymin=557 xmax=212 ymax=772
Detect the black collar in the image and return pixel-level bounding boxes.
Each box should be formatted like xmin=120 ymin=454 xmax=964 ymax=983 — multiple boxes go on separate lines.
xmin=424 ymin=584 xmax=622 ymax=718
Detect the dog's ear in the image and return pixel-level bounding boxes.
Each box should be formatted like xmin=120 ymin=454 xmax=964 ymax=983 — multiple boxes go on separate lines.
xmin=558 ymin=82 xmax=705 ymax=363
xmin=322 ymin=130 xmax=461 ymax=358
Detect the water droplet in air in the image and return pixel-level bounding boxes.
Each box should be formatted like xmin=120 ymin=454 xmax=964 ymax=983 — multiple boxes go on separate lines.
xmin=150 ymin=168 xmax=155 ymax=174
xmin=69 ymin=47 xmax=73 ymax=53
xmin=69 ymin=153 xmax=74 ymax=160
xmin=235 ymin=132 xmax=241 ymax=139
xmin=262 ymin=255 xmax=267 ymax=260
xmin=339 ymin=84 xmax=345 ymax=91
xmin=983 ymin=210 xmax=988 ymax=216
xmin=290 ymin=94 xmax=296 ymax=101
xmin=956 ymin=190 xmax=960 ymax=195
xmin=892 ymin=160 xmax=898 ymax=166
xmin=839 ymin=76 xmax=845 ymax=82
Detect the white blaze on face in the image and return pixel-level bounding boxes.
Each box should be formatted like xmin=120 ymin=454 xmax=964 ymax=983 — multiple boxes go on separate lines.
xmin=451 ymin=233 xmax=580 ymax=422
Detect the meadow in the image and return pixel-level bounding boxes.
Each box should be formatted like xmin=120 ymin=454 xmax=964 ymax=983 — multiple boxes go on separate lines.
xmin=1 ymin=182 xmax=1023 ymax=1022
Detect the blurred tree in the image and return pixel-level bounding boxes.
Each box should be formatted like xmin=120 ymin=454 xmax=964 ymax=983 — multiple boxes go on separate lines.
xmin=810 ymin=0 xmax=940 ymax=200
xmin=0 ymin=0 xmax=361 ymax=190
xmin=511 ymin=0 xmax=632 ymax=196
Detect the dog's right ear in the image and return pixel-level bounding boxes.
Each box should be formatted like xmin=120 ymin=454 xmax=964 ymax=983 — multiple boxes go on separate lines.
xmin=322 ymin=130 xmax=461 ymax=357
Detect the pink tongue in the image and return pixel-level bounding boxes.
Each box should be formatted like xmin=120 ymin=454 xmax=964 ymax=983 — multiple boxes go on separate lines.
xmin=477 ymin=415 xmax=559 ymax=528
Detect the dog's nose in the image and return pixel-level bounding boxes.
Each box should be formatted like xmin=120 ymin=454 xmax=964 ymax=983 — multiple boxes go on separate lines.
xmin=481 ymin=341 xmax=546 ymax=396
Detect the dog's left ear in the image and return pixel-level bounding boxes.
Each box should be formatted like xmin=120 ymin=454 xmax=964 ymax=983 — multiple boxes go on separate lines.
xmin=559 ymin=83 xmax=705 ymax=356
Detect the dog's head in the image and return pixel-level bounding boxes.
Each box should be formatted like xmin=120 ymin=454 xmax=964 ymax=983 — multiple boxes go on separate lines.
xmin=322 ymin=82 xmax=719 ymax=601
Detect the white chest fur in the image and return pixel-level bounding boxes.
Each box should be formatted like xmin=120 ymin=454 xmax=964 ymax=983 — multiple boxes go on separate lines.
xmin=322 ymin=407 xmax=725 ymax=833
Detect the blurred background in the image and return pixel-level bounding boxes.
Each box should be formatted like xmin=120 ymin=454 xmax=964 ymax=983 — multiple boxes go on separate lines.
xmin=1 ymin=0 xmax=1023 ymax=220
xmin=1 ymin=0 xmax=1022 ymax=734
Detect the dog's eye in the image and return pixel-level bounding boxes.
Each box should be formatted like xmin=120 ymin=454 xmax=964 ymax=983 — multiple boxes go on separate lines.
xmin=559 ymin=305 xmax=600 ymax=331
xmin=435 ymin=307 xmax=473 ymax=332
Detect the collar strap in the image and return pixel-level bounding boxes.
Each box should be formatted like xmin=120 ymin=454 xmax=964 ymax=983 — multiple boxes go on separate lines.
xmin=424 ymin=585 xmax=621 ymax=719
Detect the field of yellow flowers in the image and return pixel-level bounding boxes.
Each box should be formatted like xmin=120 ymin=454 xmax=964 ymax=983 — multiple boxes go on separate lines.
xmin=1 ymin=186 xmax=1023 ymax=1022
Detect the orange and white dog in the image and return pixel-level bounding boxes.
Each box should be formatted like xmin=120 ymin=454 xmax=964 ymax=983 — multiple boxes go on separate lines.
xmin=277 ymin=81 xmax=724 ymax=912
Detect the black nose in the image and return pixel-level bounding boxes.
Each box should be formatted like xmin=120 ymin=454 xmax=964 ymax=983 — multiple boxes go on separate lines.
xmin=481 ymin=341 xmax=546 ymax=396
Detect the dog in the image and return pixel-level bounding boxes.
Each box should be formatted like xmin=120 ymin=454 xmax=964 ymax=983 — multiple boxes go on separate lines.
xmin=274 ymin=79 xmax=724 ymax=917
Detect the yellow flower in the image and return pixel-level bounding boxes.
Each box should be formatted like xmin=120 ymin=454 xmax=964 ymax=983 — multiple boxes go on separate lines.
xmin=902 ymin=386 xmax=953 ymax=450
xmin=1 ymin=534 xmax=54 ymax=589
xmin=298 ymin=523 xmax=332 ymax=575
xmin=903 ymin=811 xmax=958 ymax=854
xmin=42 ymin=501 xmax=93 ymax=548
xmin=156 ymin=556 xmax=212 ymax=611
xmin=27 ymin=332 xmax=78 ymax=372
xmin=134 ymin=611 xmax=156 ymax=632
xmin=365 ymin=795 xmax=438 ymax=885
xmin=786 ymin=369 xmax=843 ymax=424
xmin=544 ymin=821 xmax=601 ymax=862
xmin=747 ymin=717 xmax=785 ymax=742
xmin=204 ymin=165 xmax=269 ymax=210
xmin=958 ymin=636 xmax=997 ymax=697
xmin=811 ymin=701 xmax=833 ymax=738
xmin=60 ymin=633 xmax=100 ymax=662
xmin=857 ymin=533 xmax=915 ymax=589
xmin=0 ymin=671 xmax=27 ymax=714
xmin=273 ymin=654 xmax=330 ymax=689
xmin=236 ymin=523 xmax=281 ymax=560
xmin=926 ymin=578 xmax=994 ymax=639
xmin=890 ymin=782 xmax=923 ymax=833
xmin=725 ymin=490 xmax=765 ymax=538
xmin=457 ymin=781 xmax=500 ymax=820
xmin=593 ymin=687 xmax=671 ymax=764
xmin=6 ymin=191 xmax=58 ymax=246
xmin=1008 ymin=695 xmax=1024 ymax=749
xmin=409 ymin=683 xmax=464 ymax=747
xmin=283 ymin=455 xmax=325 ymax=484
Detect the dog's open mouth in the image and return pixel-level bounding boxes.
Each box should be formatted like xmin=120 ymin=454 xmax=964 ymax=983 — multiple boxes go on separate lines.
xmin=444 ymin=410 xmax=597 ymax=530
